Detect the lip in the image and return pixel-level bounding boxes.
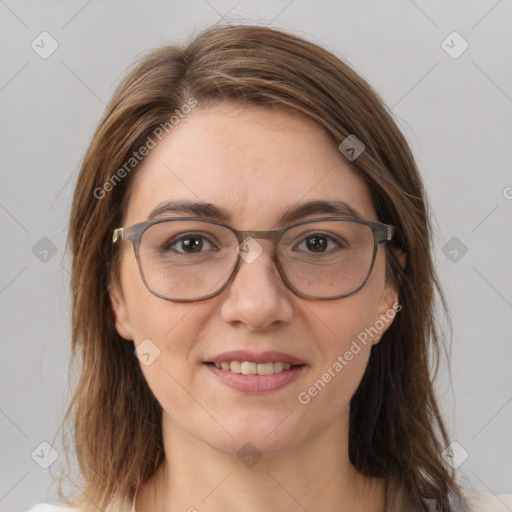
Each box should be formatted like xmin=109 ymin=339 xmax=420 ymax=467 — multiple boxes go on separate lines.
xmin=206 ymin=350 xmax=306 ymax=365
xmin=204 ymin=363 xmax=307 ymax=393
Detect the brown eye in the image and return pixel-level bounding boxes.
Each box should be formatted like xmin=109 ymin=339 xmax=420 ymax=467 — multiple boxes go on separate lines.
xmin=295 ymin=233 xmax=343 ymax=254
xmin=163 ymin=234 xmax=215 ymax=254
xmin=181 ymin=237 xmax=203 ymax=253
xmin=306 ymin=235 xmax=328 ymax=252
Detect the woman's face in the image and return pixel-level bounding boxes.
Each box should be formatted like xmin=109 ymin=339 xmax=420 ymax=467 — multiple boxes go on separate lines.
xmin=111 ymin=102 xmax=398 ymax=459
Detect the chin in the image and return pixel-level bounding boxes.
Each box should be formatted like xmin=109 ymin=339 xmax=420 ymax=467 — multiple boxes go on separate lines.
xmin=202 ymin=416 xmax=307 ymax=460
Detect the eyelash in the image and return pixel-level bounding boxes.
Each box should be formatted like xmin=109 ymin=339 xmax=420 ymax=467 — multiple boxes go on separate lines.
xmin=164 ymin=232 xmax=344 ymax=254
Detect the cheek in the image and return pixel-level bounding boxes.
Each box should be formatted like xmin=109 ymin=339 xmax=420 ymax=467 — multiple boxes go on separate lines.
xmin=292 ymin=301 xmax=375 ymax=447
xmin=313 ymin=254 xmax=386 ymax=353
xmin=120 ymin=252 xmax=194 ymax=340
xmin=299 ymin=254 xmax=387 ymax=410
xmin=119 ymin=253 xmax=217 ymax=384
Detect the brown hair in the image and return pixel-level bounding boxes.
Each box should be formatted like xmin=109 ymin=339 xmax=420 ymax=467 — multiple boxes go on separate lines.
xmin=62 ymin=23 xmax=460 ymax=510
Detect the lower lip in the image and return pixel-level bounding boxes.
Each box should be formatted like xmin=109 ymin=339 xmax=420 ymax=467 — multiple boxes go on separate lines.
xmin=204 ymin=363 xmax=307 ymax=393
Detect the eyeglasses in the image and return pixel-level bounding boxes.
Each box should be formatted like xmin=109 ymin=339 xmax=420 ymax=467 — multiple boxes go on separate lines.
xmin=112 ymin=217 xmax=398 ymax=302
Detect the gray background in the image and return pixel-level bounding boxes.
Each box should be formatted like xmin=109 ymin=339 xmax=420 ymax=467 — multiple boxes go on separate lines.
xmin=1 ymin=1 xmax=511 ymax=510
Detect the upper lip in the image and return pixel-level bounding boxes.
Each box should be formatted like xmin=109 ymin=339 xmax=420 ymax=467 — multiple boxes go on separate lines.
xmin=206 ymin=350 xmax=306 ymax=366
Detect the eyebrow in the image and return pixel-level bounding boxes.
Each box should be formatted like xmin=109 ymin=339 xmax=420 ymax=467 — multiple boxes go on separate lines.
xmin=148 ymin=199 xmax=362 ymax=225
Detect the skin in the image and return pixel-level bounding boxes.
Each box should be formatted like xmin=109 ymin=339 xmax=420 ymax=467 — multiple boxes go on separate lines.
xmin=110 ymin=102 xmax=400 ymax=512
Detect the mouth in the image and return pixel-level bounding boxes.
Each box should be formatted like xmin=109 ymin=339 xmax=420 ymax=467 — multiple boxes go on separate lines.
xmin=203 ymin=350 xmax=307 ymax=393
xmin=205 ymin=360 xmax=305 ymax=375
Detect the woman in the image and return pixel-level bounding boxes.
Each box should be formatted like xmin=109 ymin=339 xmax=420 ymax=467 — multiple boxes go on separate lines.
xmin=27 ymin=24 xmax=511 ymax=512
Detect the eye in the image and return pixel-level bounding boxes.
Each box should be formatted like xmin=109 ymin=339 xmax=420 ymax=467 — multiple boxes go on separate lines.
xmin=295 ymin=233 xmax=344 ymax=253
xmin=165 ymin=234 xmax=216 ymax=254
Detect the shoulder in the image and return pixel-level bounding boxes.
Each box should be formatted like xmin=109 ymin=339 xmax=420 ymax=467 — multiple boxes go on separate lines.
xmin=24 ymin=504 xmax=78 ymax=512
xmin=23 ymin=496 xmax=133 ymax=512
xmin=462 ymin=487 xmax=512 ymax=512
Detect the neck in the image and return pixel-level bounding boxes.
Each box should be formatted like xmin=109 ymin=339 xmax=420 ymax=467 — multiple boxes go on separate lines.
xmin=135 ymin=409 xmax=386 ymax=512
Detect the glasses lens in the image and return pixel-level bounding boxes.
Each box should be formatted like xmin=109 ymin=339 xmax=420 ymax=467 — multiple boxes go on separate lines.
xmin=139 ymin=220 xmax=238 ymax=300
xmin=278 ymin=220 xmax=375 ymax=298
xmin=136 ymin=219 xmax=377 ymax=301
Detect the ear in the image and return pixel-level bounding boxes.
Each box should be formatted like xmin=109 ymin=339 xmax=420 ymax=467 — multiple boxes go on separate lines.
xmin=109 ymin=278 xmax=134 ymax=341
xmin=395 ymin=248 xmax=407 ymax=269
xmin=371 ymin=283 xmax=401 ymax=345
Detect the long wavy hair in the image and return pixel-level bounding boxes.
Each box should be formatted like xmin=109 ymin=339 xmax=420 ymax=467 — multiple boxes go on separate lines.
xmin=61 ymin=23 xmax=460 ymax=511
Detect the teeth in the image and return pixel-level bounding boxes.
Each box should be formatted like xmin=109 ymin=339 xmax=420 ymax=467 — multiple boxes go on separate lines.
xmin=241 ymin=361 xmax=258 ymax=375
xmin=212 ymin=361 xmax=296 ymax=375
xmin=230 ymin=361 xmax=241 ymax=373
xmin=257 ymin=362 xmax=274 ymax=375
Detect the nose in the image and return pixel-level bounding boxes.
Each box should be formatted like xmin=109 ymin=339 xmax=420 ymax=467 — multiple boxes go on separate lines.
xmin=219 ymin=239 xmax=294 ymax=330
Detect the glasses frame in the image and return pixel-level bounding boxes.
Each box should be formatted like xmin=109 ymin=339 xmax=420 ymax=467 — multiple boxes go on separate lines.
xmin=112 ymin=216 xmax=399 ymax=302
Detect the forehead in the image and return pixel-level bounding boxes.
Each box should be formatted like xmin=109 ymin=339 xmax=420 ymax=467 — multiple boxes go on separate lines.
xmin=124 ymin=102 xmax=376 ymax=227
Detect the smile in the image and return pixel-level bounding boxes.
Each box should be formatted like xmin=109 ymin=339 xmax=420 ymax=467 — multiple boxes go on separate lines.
xmin=210 ymin=361 xmax=297 ymax=375
xmin=205 ymin=361 xmax=307 ymax=393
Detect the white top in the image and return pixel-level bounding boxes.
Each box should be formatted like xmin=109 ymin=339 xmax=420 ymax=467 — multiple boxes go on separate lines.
xmin=462 ymin=488 xmax=512 ymax=511
xmin=24 ymin=487 xmax=512 ymax=512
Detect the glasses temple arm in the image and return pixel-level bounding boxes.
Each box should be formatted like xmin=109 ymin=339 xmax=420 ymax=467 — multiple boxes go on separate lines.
xmin=112 ymin=228 xmax=125 ymax=244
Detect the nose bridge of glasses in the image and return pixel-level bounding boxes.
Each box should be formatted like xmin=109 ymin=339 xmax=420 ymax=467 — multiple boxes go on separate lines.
xmin=235 ymin=229 xmax=281 ymax=250
xmin=230 ymin=230 xmax=285 ymax=269
xmin=232 ymin=229 xmax=285 ymax=291
xmin=238 ymin=228 xmax=280 ymax=240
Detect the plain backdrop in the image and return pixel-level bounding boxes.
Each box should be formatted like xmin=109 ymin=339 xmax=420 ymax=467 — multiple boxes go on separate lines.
xmin=1 ymin=1 xmax=511 ymax=510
